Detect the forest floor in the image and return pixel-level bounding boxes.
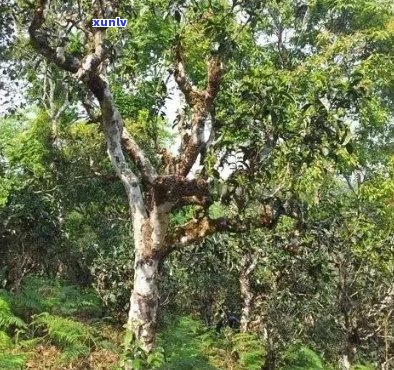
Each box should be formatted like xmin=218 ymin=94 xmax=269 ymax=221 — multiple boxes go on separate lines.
xmin=0 ymin=276 xmax=349 ymax=370
xmin=0 ymin=276 xmax=252 ymax=370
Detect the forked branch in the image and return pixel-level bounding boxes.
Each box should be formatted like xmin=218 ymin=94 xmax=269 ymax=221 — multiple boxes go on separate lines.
xmin=28 ymin=0 xmax=80 ymax=73
xmin=172 ymin=41 xmax=225 ymax=177
xmin=29 ymin=0 xmax=157 ymax=188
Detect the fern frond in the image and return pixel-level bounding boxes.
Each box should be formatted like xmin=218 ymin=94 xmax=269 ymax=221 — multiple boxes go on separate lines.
xmin=6 ymin=277 xmax=102 ymax=319
xmin=231 ymin=332 xmax=266 ymax=370
xmin=32 ymin=313 xmax=98 ymax=349
xmin=0 ymin=330 xmax=12 ymax=350
xmin=0 ymin=352 xmax=27 ymax=370
xmin=0 ymin=297 xmax=27 ymax=331
xmin=16 ymin=337 xmax=42 ymax=350
xmin=60 ymin=344 xmax=90 ymax=362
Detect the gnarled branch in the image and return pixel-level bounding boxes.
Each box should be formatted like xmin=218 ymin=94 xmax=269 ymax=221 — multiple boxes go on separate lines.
xmin=28 ymin=0 xmax=151 ymax=220
xmin=163 ymin=201 xmax=283 ymax=256
xmin=28 ymin=0 xmax=80 ymax=73
xmin=172 ymin=41 xmax=225 ymax=177
xmin=152 ymin=175 xmax=210 ymax=207
xmin=172 ymin=42 xmax=198 ymax=106
xmin=122 ymin=128 xmax=158 ymax=184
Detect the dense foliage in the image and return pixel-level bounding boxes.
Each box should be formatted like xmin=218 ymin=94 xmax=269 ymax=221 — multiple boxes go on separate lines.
xmin=0 ymin=0 xmax=393 ymax=369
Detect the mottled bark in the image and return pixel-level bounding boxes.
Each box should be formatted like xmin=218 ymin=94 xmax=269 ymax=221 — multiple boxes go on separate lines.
xmin=95 ymin=67 xmax=165 ymax=354
xmin=127 ymin=250 xmax=160 ymax=351
xmin=126 ymin=204 xmax=170 ymax=354
xmin=240 ymin=270 xmax=254 ymax=332
xmin=339 ymin=353 xmax=352 ymax=370
xmin=239 ymin=255 xmax=259 ymax=332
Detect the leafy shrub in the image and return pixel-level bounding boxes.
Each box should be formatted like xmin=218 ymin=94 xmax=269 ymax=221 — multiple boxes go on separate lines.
xmin=282 ymin=343 xmax=325 ymax=370
xmin=90 ymin=235 xmax=134 ymax=321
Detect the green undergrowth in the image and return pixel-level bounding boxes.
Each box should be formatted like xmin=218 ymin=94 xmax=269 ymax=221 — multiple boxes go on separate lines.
xmin=31 ymin=312 xmax=99 ymax=362
xmin=0 ymin=275 xmax=119 ymax=369
xmin=154 ymin=315 xmax=265 ymax=370
xmin=0 ymin=276 xmax=376 ymax=369
xmin=131 ymin=316 xmax=372 ymax=370
xmin=281 ymin=342 xmax=327 ymax=370
xmin=1 ymin=276 xmax=102 ymax=320
xmin=0 ymin=295 xmax=29 ymax=369
xmin=122 ymin=315 xmax=266 ymax=370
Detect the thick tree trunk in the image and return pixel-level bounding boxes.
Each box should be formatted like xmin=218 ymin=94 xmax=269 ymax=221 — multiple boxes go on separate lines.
xmin=126 ymin=204 xmax=170 ymax=355
xmin=96 ymin=79 xmax=168 ymax=356
xmin=127 ymin=245 xmax=160 ymax=352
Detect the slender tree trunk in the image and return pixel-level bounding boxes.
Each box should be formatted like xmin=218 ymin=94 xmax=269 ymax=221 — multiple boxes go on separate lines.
xmin=381 ymin=309 xmax=392 ymax=370
xmin=240 ymin=268 xmax=254 ymax=332
xmin=240 ymin=255 xmax=258 ymax=332
xmin=263 ymin=323 xmax=276 ymax=370
xmin=339 ymin=352 xmax=352 ymax=370
xmin=338 ymin=258 xmax=358 ymax=370
xmin=339 ymin=319 xmax=358 ymax=370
